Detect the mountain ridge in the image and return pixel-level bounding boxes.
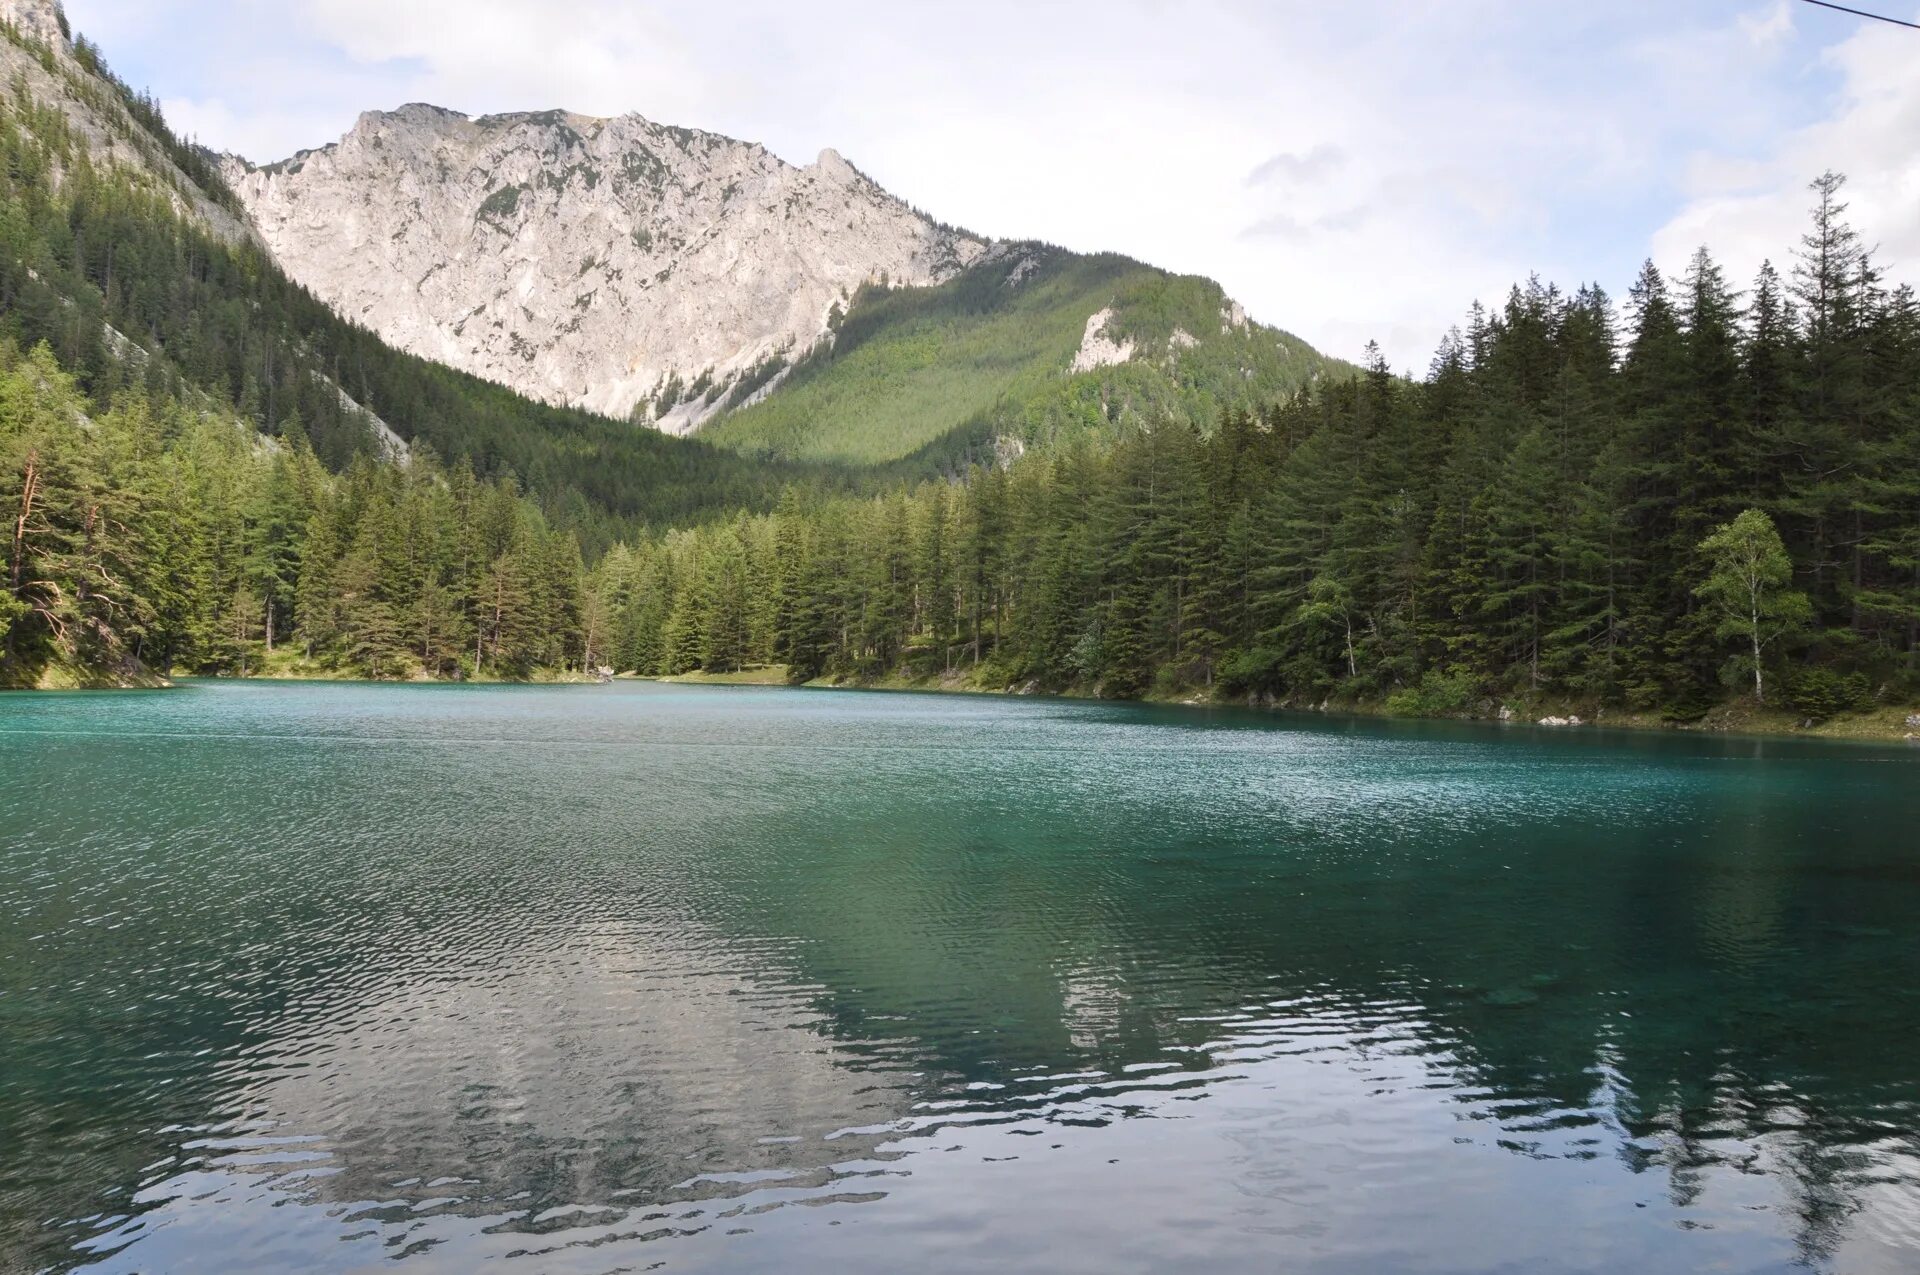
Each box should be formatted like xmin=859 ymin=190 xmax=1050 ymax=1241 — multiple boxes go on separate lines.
xmin=700 ymin=244 xmax=1346 ymax=465
xmin=224 ymin=96 xmax=1347 ymax=464
xmin=0 ymin=0 xmax=835 ymax=558
xmin=225 ymin=102 xmax=992 ymax=432
xmin=0 ymin=0 xmax=254 ymax=242
xmin=0 ymin=0 xmax=1348 ymax=486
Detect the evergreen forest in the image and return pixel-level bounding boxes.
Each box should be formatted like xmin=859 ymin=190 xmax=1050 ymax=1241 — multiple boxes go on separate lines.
xmin=589 ymin=179 xmax=1919 ymax=724
xmin=2 ymin=8 xmax=1916 ymax=725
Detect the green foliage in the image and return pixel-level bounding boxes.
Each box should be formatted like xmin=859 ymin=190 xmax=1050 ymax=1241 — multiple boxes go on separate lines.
xmin=699 ymin=247 xmax=1347 ymax=466
xmin=0 ymin=334 xmax=592 ymax=685
xmin=1695 ymin=508 xmax=1814 ymax=703
xmin=1779 ymin=668 xmax=1872 ymax=722
xmin=476 ymin=183 xmax=526 ymax=223
xmin=1385 ymin=672 xmax=1479 ymax=719
xmin=724 ymin=352 xmax=789 ymax=409
xmin=1216 ymin=646 xmax=1285 ymax=698
xmin=596 ymin=177 xmax=1919 ymax=723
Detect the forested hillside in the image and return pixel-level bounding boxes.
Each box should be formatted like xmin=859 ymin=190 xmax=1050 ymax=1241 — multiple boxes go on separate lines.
xmin=1 ymin=344 xmax=593 ymax=684
xmin=0 ymin=16 xmax=818 ymax=549
xmin=0 ymin=9 xmax=816 ymax=687
xmin=602 ymin=175 xmax=1919 ymax=724
xmin=699 ymin=246 xmax=1344 ymax=466
xmin=4 ymin=3 xmax=1915 ymax=720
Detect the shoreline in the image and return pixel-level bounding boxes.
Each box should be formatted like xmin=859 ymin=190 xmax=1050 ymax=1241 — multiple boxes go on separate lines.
xmin=655 ymin=665 xmax=1920 ymax=746
xmin=13 ymin=662 xmax=1917 ymax=746
xmin=2 ymin=658 xmax=603 ymax=692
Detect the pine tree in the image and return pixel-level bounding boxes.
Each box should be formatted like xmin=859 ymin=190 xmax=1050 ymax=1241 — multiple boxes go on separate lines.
xmin=701 ymin=526 xmax=753 ymax=673
xmin=915 ymin=484 xmax=956 ymax=673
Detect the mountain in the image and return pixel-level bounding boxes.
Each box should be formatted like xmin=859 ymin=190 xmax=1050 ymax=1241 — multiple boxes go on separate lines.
xmin=700 ymin=245 xmax=1344 ymax=465
xmin=226 ymin=106 xmax=989 ymax=432
xmin=0 ymin=0 xmax=821 ymax=549
xmin=2 ymin=0 xmax=837 ymax=686
xmin=227 ymin=97 xmax=1346 ymax=462
xmin=0 ymin=0 xmax=250 ymax=242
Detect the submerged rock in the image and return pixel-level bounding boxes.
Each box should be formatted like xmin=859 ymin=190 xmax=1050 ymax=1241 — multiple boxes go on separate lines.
xmin=1482 ymin=987 xmax=1541 ymax=1007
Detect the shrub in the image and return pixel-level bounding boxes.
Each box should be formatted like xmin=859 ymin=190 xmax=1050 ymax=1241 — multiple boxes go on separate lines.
xmin=1217 ymin=646 xmax=1285 ymax=698
xmin=1385 ymin=671 xmax=1478 ymax=718
xmin=1780 ymin=667 xmax=1872 ymax=721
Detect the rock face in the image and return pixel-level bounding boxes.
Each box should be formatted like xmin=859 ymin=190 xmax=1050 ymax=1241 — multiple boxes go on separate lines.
xmin=226 ymin=106 xmax=990 ymax=431
xmin=0 ymin=0 xmax=64 ymax=47
xmin=0 ymin=0 xmax=253 ymax=242
xmin=1070 ymin=307 xmax=1136 ymax=373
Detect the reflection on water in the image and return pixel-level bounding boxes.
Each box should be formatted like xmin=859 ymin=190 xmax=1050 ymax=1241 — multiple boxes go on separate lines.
xmin=3 ymin=681 xmax=1920 ymax=1273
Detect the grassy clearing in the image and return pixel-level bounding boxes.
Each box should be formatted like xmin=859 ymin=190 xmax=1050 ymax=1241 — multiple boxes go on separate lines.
xmin=9 ymin=658 xmax=170 ymax=690
xmin=654 ymin=665 xmax=791 ymax=686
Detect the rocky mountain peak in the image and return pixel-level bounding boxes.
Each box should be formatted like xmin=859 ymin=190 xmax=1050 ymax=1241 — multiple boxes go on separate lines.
xmin=229 ymin=105 xmax=989 ymax=431
xmin=355 ymin=102 xmax=465 ymax=135
xmin=0 ymin=0 xmax=69 ymax=48
xmin=1 ymin=0 xmax=257 ymax=244
xmin=812 ymin=148 xmax=858 ymax=185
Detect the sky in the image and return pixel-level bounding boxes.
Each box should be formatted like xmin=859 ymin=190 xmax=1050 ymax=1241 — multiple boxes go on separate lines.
xmin=61 ymin=0 xmax=1920 ymax=372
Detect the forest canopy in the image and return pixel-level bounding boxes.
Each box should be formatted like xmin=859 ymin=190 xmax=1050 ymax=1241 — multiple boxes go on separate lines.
xmin=0 ymin=0 xmax=1914 ymax=712
xmin=589 ymin=173 xmax=1918 ymax=723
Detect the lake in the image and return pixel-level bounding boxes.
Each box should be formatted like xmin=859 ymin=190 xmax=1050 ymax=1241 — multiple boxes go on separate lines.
xmin=3 ymin=680 xmax=1919 ymax=1273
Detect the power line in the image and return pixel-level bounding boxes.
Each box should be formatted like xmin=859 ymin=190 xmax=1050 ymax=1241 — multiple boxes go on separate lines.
xmin=1797 ymin=0 xmax=1920 ymax=29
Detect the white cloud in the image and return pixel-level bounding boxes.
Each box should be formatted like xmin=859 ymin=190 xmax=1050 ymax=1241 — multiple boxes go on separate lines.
xmin=293 ymin=0 xmax=714 ymax=123
xmin=1248 ymin=145 xmax=1347 ymax=188
xmin=64 ymin=0 xmax=1920 ymax=373
xmin=1738 ymin=0 xmax=1795 ymax=47
xmin=159 ymin=96 xmax=334 ymax=162
xmin=1652 ymin=6 xmax=1920 ymax=287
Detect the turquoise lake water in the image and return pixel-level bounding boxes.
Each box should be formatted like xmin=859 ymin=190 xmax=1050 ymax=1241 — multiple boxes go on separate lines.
xmin=3 ymin=680 xmax=1919 ymax=1272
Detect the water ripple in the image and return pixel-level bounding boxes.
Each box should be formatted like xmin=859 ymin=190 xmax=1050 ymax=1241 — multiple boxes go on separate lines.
xmin=4 ymin=681 xmax=1919 ymax=1273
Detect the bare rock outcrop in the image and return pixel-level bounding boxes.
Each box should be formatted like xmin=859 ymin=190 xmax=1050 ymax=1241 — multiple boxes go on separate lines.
xmin=1071 ymin=307 xmax=1136 ymax=373
xmin=0 ymin=0 xmax=253 ymax=242
xmin=227 ymin=107 xmax=990 ymax=431
xmin=0 ymin=0 xmax=64 ymax=47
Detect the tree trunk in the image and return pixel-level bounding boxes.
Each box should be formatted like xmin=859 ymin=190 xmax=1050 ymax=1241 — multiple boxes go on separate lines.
xmin=10 ymin=448 xmax=38 ymax=598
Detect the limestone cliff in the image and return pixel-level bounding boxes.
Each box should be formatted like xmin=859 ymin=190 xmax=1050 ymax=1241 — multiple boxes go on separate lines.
xmin=0 ymin=0 xmax=254 ymax=242
xmin=227 ymin=106 xmax=990 ymax=431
